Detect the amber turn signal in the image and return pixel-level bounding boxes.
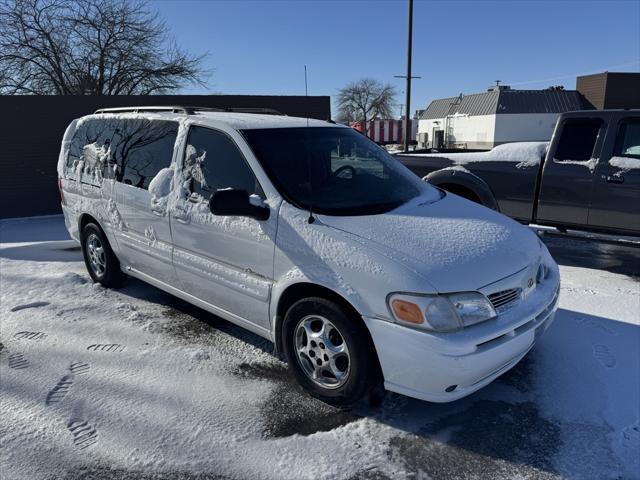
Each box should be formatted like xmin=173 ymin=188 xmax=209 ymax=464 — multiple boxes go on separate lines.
xmin=391 ymin=299 xmax=424 ymax=324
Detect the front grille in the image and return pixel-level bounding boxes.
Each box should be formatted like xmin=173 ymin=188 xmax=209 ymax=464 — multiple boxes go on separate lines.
xmin=488 ymin=288 xmax=522 ymax=310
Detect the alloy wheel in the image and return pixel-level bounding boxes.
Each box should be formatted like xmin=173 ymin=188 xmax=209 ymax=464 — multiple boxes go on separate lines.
xmin=86 ymin=233 xmax=106 ymax=277
xmin=294 ymin=315 xmax=351 ymax=389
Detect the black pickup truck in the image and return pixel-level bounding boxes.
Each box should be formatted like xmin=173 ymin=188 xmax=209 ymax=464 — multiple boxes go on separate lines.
xmin=397 ymin=110 xmax=640 ymax=237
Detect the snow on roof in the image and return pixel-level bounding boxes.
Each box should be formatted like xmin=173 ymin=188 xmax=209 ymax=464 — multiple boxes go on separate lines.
xmin=192 ymin=111 xmax=340 ymax=130
xmin=88 ymin=110 xmax=340 ymax=130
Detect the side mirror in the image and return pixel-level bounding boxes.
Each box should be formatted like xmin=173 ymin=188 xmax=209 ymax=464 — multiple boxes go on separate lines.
xmin=209 ymin=189 xmax=270 ymax=221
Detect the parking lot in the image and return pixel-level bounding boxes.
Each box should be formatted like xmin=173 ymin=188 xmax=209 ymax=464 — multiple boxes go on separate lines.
xmin=1 ymin=216 xmax=638 ymax=480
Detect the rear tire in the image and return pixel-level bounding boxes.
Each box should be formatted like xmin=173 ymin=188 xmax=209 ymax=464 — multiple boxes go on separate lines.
xmin=282 ymin=297 xmax=379 ymax=406
xmin=81 ymin=223 xmax=125 ymax=288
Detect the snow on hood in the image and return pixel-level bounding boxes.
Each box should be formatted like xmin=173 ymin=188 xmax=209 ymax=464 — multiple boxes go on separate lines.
xmin=319 ymin=193 xmax=541 ymax=293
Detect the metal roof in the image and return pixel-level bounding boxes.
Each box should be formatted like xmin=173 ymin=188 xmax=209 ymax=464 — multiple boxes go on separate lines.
xmin=420 ymin=89 xmax=588 ymax=119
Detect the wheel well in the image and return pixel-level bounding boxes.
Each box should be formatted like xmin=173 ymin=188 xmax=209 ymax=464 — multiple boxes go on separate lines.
xmin=274 ymin=283 xmax=363 ymax=352
xmin=438 ymin=183 xmax=482 ymax=204
xmin=274 ymin=282 xmax=384 ymax=383
xmin=78 ymin=214 xmax=101 ymax=239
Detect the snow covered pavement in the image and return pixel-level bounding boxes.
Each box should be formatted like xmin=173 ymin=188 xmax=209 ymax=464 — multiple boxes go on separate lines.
xmin=1 ymin=216 xmax=638 ymax=480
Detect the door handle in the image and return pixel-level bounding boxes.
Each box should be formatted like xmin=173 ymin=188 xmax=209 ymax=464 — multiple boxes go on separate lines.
xmin=605 ymin=175 xmax=624 ymax=184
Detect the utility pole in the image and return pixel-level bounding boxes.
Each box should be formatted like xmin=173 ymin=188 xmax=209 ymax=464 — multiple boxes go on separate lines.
xmin=394 ymin=0 xmax=420 ymax=153
xmin=404 ymin=0 xmax=413 ymax=153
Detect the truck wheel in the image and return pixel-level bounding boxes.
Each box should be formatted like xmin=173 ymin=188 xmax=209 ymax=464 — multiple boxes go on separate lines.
xmin=282 ymin=297 xmax=379 ymax=406
xmin=81 ymin=223 xmax=125 ymax=288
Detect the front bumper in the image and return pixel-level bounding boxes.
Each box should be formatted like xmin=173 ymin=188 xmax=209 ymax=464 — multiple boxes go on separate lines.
xmin=363 ymin=265 xmax=560 ymax=403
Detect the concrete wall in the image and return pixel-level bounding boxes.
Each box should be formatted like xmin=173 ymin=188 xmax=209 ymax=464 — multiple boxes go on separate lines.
xmin=418 ymin=115 xmax=495 ymax=149
xmin=418 ymin=118 xmax=447 ymax=148
xmin=493 ymin=113 xmax=559 ymax=144
xmin=418 ymin=113 xmax=558 ymax=149
xmin=0 ymin=95 xmax=331 ymax=219
xmin=446 ymin=114 xmax=495 ymax=149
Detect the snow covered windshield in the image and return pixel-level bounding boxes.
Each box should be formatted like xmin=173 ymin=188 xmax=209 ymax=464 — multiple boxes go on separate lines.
xmin=242 ymin=127 xmax=430 ymax=215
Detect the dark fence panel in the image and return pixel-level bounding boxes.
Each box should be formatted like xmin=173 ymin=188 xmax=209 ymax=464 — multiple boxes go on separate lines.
xmin=0 ymin=95 xmax=331 ymax=219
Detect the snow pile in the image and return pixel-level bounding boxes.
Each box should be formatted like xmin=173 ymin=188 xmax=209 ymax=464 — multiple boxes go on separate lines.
xmin=148 ymin=167 xmax=174 ymax=215
xmin=410 ymin=142 xmax=549 ymax=168
xmin=148 ymin=167 xmax=174 ymax=198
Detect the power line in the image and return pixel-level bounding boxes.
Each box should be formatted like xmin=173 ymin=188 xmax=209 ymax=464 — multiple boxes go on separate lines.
xmin=507 ymin=60 xmax=640 ymax=87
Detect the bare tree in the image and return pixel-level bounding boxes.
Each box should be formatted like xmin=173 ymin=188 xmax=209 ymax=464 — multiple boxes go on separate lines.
xmin=336 ymin=78 xmax=396 ymax=128
xmin=0 ymin=0 xmax=208 ymax=94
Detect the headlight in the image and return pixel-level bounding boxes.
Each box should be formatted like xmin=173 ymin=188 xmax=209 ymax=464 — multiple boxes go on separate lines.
xmin=536 ymin=262 xmax=548 ymax=283
xmin=537 ymin=239 xmax=553 ymax=283
xmin=388 ymin=292 xmax=497 ymax=332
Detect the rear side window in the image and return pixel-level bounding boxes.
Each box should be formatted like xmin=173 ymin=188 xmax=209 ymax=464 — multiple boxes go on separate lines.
xmin=555 ymin=118 xmax=603 ymax=162
xmin=67 ymin=118 xmax=118 ymax=179
xmin=66 ymin=117 xmax=178 ymax=189
xmin=115 ymin=119 xmax=178 ymax=189
xmin=614 ymin=118 xmax=640 ymax=158
xmin=183 ymin=126 xmax=261 ymax=199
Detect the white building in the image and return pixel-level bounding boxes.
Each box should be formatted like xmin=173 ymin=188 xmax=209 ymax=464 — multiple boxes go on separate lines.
xmin=417 ymin=86 xmax=587 ymax=150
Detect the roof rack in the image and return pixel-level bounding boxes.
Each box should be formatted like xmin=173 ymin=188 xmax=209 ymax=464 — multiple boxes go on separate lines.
xmin=94 ymin=105 xmax=285 ymax=116
xmin=94 ymin=106 xmax=190 ymax=114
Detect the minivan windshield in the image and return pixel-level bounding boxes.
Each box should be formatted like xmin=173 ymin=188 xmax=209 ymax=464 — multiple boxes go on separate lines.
xmin=242 ymin=127 xmax=433 ymax=215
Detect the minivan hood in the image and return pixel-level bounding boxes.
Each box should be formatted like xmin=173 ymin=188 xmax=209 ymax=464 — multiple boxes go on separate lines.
xmin=317 ymin=193 xmax=540 ymax=293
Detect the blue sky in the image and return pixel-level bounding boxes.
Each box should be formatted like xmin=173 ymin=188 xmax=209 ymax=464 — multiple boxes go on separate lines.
xmin=154 ymin=0 xmax=640 ymax=116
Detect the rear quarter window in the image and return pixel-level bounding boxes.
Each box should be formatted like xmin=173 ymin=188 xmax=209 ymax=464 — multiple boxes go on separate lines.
xmin=66 ymin=118 xmax=119 ymax=180
xmin=66 ymin=117 xmax=178 ymax=189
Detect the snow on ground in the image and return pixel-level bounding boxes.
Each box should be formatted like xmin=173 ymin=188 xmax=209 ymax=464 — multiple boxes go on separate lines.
xmin=1 ymin=216 xmax=638 ymax=480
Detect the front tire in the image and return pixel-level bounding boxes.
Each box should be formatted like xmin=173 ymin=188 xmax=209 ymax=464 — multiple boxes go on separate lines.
xmin=282 ymin=297 xmax=379 ymax=406
xmin=81 ymin=223 xmax=125 ymax=288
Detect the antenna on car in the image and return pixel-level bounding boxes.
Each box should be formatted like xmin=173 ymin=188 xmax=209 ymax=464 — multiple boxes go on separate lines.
xmin=304 ymin=65 xmax=316 ymax=224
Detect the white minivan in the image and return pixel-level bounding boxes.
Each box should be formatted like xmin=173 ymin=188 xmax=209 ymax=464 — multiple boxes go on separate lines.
xmin=58 ymin=106 xmax=560 ymax=405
